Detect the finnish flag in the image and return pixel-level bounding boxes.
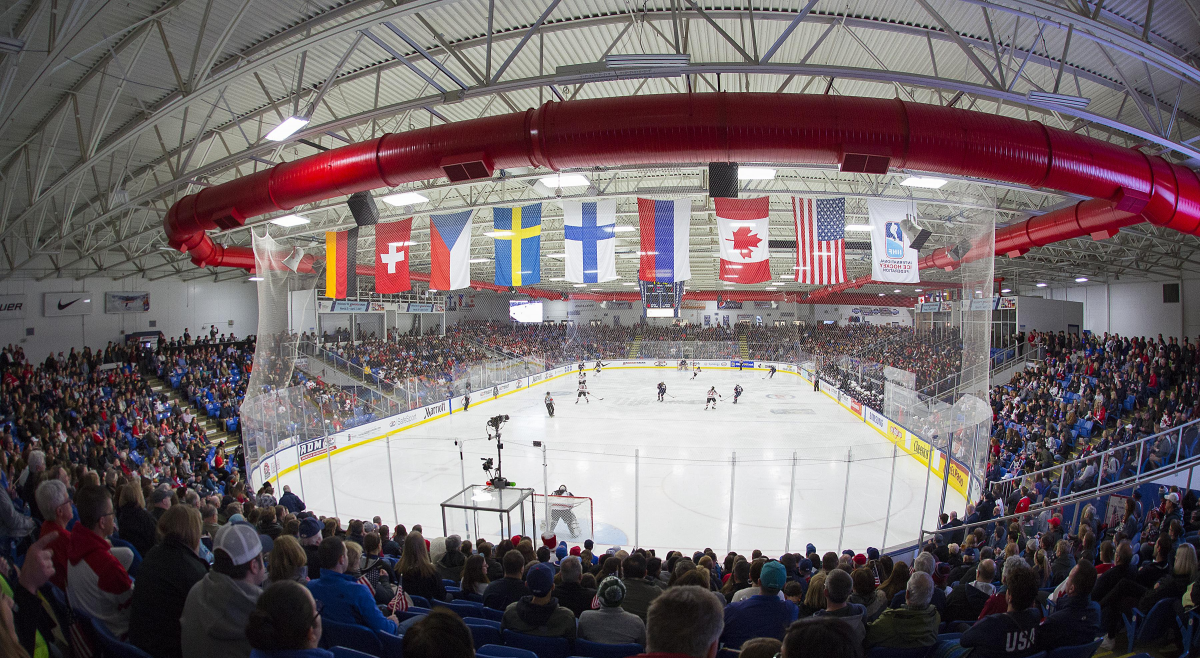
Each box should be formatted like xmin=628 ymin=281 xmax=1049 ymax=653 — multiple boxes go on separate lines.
xmin=562 ymin=199 xmax=618 ymax=284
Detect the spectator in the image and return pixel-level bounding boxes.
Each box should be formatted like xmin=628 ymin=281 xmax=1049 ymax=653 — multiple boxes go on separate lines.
xmin=67 ymin=484 xmax=133 ymax=638
xmin=553 ymin=555 xmax=596 ymax=617
xmin=1091 ymin=540 xmax=1134 ymax=604
xmin=621 ymin=553 xmax=663 ymax=620
xmin=721 ymin=559 xmax=751 ymax=604
xmin=721 ymin=561 xmax=798 ymax=648
xmin=244 ymin=581 xmax=327 ymax=657
xmin=780 ymin=617 xmax=863 ymax=658
xmin=298 ymin=517 xmax=323 ymax=581
xmin=279 ymin=485 xmax=305 ymax=515
xmin=1039 ymin=561 xmax=1101 ymax=651
xmin=483 ymin=549 xmax=531 ymax=611
xmin=739 ymin=637 xmax=783 ymax=658
xmin=34 ymin=479 xmax=73 ymax=590
xmin=1050 ymin=539 xmax=1076 ymax=587
xmin=257 ymin=507 xmax=282 ymax=540
xmin=267 ymin=534 xmax=309 ymax=585
xmin=436 ymin=534 xmax=466 ymax=582
xmin=732 ymin=558 xmax=785 ymax=603
xmin=307 ymin=536 xmax=398 ymax=634
xmin=579 ymin=576 xmax=646 ymax=645
xmin=888 ymin=552 xmax=946 ymax=617
xmin=148 ymin=488 xmax=173 ymax=523
xmin=500 ymin=562 xmax=576 ymax=640
xmin=201 ymin=505 xmax=219 ymax=542
xmin=129 ymin=505 xmax=209 ymax=657
xmin=116 ymin=482 xmax=157 ymax=557
xmin=397 ymin=531 xmax=447 ymax=603
xmin=848 ymin=568 xmax=886 ymax=622
xmin=864 ymin=572 xmax=939 ymax=650
xmin=461 ymin=553 xmax=490 ymax=597
xmin=945 ymin=558 xmax=996 ymax=623
xmin=813 ymin=568 xmax=866 ymax=646
xmin=402 ymin=608 xmax=476 ymax=658
xmin=960 ymin=566 xmax=1041 ymax=658
xmin=181 ymin=521 xmax=267 ymax=658
xmin=641 ymin=585 xmax=725 ymax=658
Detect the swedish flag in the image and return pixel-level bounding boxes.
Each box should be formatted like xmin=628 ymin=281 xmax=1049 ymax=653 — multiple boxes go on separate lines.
xmin=493 ymin=203 xmax=542 ymax=286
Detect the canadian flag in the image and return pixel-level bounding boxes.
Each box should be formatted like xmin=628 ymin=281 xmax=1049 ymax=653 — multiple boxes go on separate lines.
xmin=715 ymin=197 xmax=771 ymax=284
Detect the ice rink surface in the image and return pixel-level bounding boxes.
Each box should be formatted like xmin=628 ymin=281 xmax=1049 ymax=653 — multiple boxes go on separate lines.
xmin=276 ymin=365 xmax=966 ymax=555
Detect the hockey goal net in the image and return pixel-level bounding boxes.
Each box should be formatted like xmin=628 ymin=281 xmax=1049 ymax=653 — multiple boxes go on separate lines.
xmin=532 ymin=494 xmax=594 ymax=542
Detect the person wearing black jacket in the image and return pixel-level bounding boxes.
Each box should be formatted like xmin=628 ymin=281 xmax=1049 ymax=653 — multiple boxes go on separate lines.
xmin=944 ymin=559 xmax=996 ymax=624
xmin=127 ymin=506 xmax=210 ymax=658
xmin=115 ymin=483 xmax=158 ymax=557
xmin=397 ymin=531 xmax=448 ymax=604
xmin=483 ymin=550 xmax=532 ymax=611
xmin=1091 ymin=541 xmax=1135 ymax=604
xmin=553 ymin=556 xmax=597 ymax=617
xmin=1039 ymin=561 xmax=1102 ymax=652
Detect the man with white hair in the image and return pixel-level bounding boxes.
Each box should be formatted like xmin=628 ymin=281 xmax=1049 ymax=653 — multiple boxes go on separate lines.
xmin=279 ymin=484 xmax=305 ymax=514
xmin=889 ymin=551 xmax=948 ymax=617
xmin=36 ymin=478 xmax=74 ymax=590
xmin=865 ymin=571 xmax=941 ymax=649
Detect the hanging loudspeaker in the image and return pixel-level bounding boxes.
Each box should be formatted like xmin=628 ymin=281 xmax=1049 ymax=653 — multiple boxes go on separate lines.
xmin=708 ymin=162 xmax=739 ymax=198
xmin=346 ymin=191 xmax=379 ymax=226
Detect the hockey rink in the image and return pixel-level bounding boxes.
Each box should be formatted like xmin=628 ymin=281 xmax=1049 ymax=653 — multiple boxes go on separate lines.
xmin=274 ymin=366 xmax=967 ymax=556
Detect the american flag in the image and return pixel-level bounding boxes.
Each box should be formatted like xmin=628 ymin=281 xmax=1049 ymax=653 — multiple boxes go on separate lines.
xmin=793 ymin=196 xmax=847 ymax=284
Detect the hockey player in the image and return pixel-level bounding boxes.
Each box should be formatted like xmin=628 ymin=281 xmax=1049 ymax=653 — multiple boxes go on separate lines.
xmin=576 ymin=380 xmax=590 ymax=404
xmin=768 ymin=365 xmax=777 ymax=379
xmin=678 ymin=359 xmax=688 ymax=372
xmin=578 ymin=360 xmax=585 ymax=374
xmin=549 ymin=484 xmax=580 ymax=537
xmin=545 ymin=391 xmax=555 ymax=417
xmin=462 ymin=389 xmax=471 ymax=411
xmin=705 ymin=386 xmax=721 ymax=410
xmin=733 ymin=384 xmax=743 ymax=404
xmin=691 ymin=361 xmax=702 ymax=380
xmin=657 ymin=381 xmax=667 ymax=402
xmin=594 ymin=360 xmax=606 ymax=375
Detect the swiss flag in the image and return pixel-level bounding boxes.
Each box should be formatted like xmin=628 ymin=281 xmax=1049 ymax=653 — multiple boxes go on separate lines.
xmin=375 ymin=218 xmax=412 ymax=293
xmin=715 ymin=197 xmax=771 ymax=284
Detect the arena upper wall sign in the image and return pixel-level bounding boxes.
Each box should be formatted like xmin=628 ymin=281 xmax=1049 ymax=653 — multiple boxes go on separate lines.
xmin=248 ymin=360 xmax=976 ymax=502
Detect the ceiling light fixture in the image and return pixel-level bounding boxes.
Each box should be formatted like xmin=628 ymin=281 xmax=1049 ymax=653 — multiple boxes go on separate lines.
xmin=738 ymin=167 xmax=776 ymax=180
xmin=1001 ymin=288 xmax=1012 ymax=293
xmin=604 ymin=53 xmax=691 ymax=68
xmin=269 ymin=214 xmax=310 ymax=227
xmin=266 ymin=116 xmax=310 ymax=142
xmin=1075 ymin=276 xmax=1089 ymax=283
xmin=1027 ymin=90 xmax=1092 ymax=110
xmin=573 ymin=283 xmax=588 ymax=288
xmin=899 ymin=176 xmax=948 ymax=189
xmin=538 ymin=174 xmax=589 ymax=188
xmin=380 ymin=191 xmax=429 ymax=206
xmin=843 ymin=224 xmax=874 ymax=231
xmin=484 ymin=230 xmax=514 ymax=238
xmin=1036 ymin=283 xmax=1048 ymax=288
xmin=248 ymin=276 xmax=264 ymax=282
xmin=550 ymin=277 xmax=566 ymax=281
xmin=612 ymin=226 xmax=637 ymax=233
xmin=468 ymin=258 xmax=490 ymax=263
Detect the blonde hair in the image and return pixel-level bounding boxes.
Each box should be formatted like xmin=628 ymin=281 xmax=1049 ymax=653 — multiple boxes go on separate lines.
xmin=345 ymin=541 xmax=363 ymax=572
xmin=268 ymin=535 xmax=307 ymax=583
xmin=119 ymin=482 xmax=145 ymax=509
xmin=157 ymin=504 xmax=202 ymax=551
xmin=804 ymin=572 xmax=828 ymax=609
xmin=1176 ymin=544 xmax=1198 ymax=580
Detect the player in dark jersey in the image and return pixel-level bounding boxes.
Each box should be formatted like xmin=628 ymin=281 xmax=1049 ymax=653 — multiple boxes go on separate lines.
xmin=769 ymin=365 xmax=777 ymax=378
xmin=733 ymin=384 xmax=743 ymax=404
xmin=657 ymin=382 xmax=667 ymax=402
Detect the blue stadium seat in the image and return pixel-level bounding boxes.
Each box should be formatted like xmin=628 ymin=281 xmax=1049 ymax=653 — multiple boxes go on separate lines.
xmin=478 ymin=645 xmax=538 ymax=658
xmin=1122 ymin=598 xmax=1179 ymax=653
xmin=502 ymin=630 xmax=571 ymax=658
xmin=375 ymin=629 xmax=405 ymax=658
xmin=409 ymin=595 xmax=431 ymax=608
xmin=448 ymin=600 xmax=487 ymax=619
xmin=464 ymin=618 xmax=503 ymax=649
xmin=1044 ymin=639 xmax=1101 ymax=658
xmin=574 ymin=638 xmax=643 ymax=658
xmin=321 ymin=618 xmax=384 ymax=656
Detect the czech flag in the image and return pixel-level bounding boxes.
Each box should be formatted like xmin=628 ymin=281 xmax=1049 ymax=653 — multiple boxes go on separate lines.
xmin=493 ymin=203 xmax=542 ymax=286
xmin=324 ymin=227 xmax=358 ymax=298
xmin=637 ymin=198 xmax=692 ymax=282
xmin=429 ymin=210 xmax=473 ymax=291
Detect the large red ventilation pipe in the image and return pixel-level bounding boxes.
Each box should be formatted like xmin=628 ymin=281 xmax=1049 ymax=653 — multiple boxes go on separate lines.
xmin=165 ymin=93 xmax=1200 ymax=281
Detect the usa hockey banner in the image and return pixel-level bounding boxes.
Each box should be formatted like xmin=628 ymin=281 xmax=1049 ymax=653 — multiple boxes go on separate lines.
xmin=715 ymin=197 xmax=771 ymax=284
xmin=637 ymin=198 xmax=692 ymax=282
xmin=493 ymin=203 xmax=542 ymax=286
xmin=325 ymin=227 xmax=358 ymax=299
xmin=868 ymin=198 xmax=920 ymax=283
xmin=562 ymin=199 xmax=617 ymax=283
xmin=429 ymin=210 xmax=473 ymax=291
xmin=375 ymin=218 xmax=412 ymax=294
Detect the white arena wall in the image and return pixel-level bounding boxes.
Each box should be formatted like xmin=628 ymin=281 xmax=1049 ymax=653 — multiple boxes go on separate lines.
xmin=0 ymin=276 xmax=259 ymax=357
xmin=1038 ymin=278 xmax=1200 ymax=338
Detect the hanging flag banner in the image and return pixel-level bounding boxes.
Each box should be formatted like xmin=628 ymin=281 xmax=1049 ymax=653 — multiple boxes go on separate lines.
xmin=493 ymin=203 xmax=542 ymax=286
xmin=375 ymin=218 xmax=412 ymax=294
xmin=715 ymin=197 xmax=771 ymax=284
xmin=793 ymin=196 xmax=847 ymax=285
xmin=637 ymin=198 xmax=692 ymax=282
xmin=429 ymin=210 xmax=473 ymax=291
xmin=561 ymin=199 xmax=618 ymax=283
xmin=325 ymin=228 xmax=358 ymax=299
xmin=868 ymin=198 xmax=920 ymax=283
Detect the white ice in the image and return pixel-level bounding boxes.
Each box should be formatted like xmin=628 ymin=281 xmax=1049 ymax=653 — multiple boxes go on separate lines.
xmin=275 ymin=366 xmax=966 ymax=556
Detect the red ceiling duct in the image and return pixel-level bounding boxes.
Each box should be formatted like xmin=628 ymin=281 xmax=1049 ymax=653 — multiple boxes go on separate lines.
xmin=165 ymin=93 xmax=1200 ymax=287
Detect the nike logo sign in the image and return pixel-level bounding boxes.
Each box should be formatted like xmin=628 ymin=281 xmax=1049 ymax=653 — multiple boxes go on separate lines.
xmin=57 ymin=299 xmax=80 ymax=310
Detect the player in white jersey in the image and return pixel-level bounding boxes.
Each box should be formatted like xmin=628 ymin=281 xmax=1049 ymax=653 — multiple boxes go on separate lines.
xmin=545 ymin=391 xmax=555 ymax=417
xmin=594 ymin=360 xmax=606 ymax=375
xmin=705 ymin=386 xmax=721 ymax=410
xmin=691 ymin=361 xmax=702 ymax=380
xmin=576 ymin=381 xmax=590 ymax=404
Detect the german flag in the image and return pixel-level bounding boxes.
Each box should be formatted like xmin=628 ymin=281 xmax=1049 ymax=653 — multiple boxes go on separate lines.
xmin=325 ymin=228 xmax=358 ymax=298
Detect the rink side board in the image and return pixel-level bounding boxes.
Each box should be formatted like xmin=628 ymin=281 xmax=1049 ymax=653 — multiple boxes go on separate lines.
xmin=249 ymin=360 xmax=973 ymax=501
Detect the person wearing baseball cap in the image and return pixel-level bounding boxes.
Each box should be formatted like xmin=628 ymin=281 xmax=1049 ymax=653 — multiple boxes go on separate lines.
xmin=298 ymin=516 xmax=323 ymax=581
xmin=180 ymin=523 xmax=267 ymax=658
xmin=500 ymin=562 xmax=577 ymax=640
xmin=579 ymin=576 xmax=647 ymax=645
xmin=720 ymin=561 xmax=799 ymax=649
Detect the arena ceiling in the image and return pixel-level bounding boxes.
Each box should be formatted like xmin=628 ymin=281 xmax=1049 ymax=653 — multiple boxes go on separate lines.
xmin=3 ymin=0 xmax=1200 ymax=298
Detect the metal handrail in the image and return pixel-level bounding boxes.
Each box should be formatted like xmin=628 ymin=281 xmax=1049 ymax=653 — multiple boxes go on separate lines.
xmin=988 ymin=416 xmax=1200 ymax=502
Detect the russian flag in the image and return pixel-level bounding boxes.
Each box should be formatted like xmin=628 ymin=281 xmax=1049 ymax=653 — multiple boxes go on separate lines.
xmin=429 ymin=210 xmax=473 ymax=290
xmin=637 ymin=198 xmax=692 ymax=282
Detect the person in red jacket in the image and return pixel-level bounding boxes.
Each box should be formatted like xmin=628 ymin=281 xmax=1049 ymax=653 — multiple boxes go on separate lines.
xmin=34 ymin=478 xmax=74 ymax=591
xmin=67 ymin=485 xmax=133 ymax=638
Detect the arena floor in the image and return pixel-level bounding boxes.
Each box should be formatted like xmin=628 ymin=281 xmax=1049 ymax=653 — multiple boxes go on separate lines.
xmin=275 ymin=366 xmax=967 ymax=556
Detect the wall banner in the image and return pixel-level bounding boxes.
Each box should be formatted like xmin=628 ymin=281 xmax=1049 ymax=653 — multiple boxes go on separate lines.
xmin=43 ymin=292 xmax=93 ymax=317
